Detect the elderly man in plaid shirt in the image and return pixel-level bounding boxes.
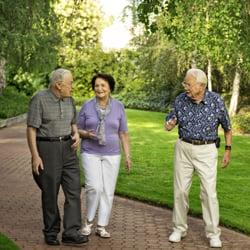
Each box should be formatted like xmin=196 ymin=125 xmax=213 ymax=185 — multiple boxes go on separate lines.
xmin=27 ymin=68 xmax=88 ymax=246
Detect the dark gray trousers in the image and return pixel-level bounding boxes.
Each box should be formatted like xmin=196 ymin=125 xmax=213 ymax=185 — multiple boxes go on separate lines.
xmin=33 ymin=139 xmax=82 ymax=238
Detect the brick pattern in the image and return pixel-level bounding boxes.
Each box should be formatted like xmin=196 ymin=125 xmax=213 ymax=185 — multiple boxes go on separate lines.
xmin=0 ymin=123 xmax=250 ymax=249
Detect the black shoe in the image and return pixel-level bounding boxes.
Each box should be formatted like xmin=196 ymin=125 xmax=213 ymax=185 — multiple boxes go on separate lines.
xmin=62 ymin=233 xmax=88 ymax=245
xmin=45 ymin=236 xmax=60 ymax=246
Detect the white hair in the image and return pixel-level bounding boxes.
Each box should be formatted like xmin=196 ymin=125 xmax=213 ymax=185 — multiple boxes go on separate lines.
xmin=186 ymin=68 xmax=207 ymax=87
xmin=49 ymin=68 xmax=71 ymax=87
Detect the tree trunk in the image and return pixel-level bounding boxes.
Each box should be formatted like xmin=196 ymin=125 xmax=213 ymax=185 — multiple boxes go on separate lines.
xmin=229 ymin=68 xmax=240 ymax=117
xmin=0 ymin=58 xmax=6 ymax=95
xmin=207 ymin=59 xmax=212 ymax=91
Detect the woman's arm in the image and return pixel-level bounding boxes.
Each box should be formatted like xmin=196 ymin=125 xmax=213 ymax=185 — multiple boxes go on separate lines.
xmin=119 ymin=132 xmax=131 ymax=172
xmin=78 ymin=129 xmax=97 ymax=139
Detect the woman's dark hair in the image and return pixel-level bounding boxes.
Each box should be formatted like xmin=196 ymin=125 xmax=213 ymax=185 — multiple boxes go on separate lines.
xmin=91 ymin=73 xmax=116 ymax=92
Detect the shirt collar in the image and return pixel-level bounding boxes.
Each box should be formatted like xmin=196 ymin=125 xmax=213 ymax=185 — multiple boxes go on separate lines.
xmin=203 ymin=90 xmax=209 ymax=105
xmin=94 ymin=96 xmax=113 ymax=106
xmin=48 ymin=89 xmax=64 ymax=102
xmin=185 ymin=90 xmax=208 ymax=105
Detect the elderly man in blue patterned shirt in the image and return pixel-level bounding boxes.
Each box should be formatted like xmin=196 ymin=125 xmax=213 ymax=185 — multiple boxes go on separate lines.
xmin=165 ymin=68 xmax=232 ymax=248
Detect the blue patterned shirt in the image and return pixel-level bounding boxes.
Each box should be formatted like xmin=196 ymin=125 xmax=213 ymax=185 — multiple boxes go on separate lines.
xmin=166 ymin=91 xmax=231 ymax=141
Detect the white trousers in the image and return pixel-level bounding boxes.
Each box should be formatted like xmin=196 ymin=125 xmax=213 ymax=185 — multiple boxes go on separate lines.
xmin=172 ymin=139 xmax=221 ymax=238
xmin=81 ymin=153 xmax=121 ymax=226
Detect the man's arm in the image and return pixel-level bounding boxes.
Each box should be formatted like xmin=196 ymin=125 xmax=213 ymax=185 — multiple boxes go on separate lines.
xmin=165 ymin=118 xmax=177 ymax=131
xmin=26 ymin=126 xmax=43 ymax=175
xmin=165 ymin=108 xmax=177 ymax=131
xmin=71 ymin=124 xmax=80 ymax=150
xmin=222 ymin=129 xmax=232 ymax=168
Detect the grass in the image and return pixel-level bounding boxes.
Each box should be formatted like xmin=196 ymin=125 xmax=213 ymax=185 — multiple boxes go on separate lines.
xmin=0 ymin=233 xmax=19 ymax=250
xmin=115 ymin=109 xmax=250 ymax=235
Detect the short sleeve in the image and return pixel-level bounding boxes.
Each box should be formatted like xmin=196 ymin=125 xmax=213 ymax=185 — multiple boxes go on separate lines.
xmin=218 ymin=97 xmax=231 ymax=131
xmin=77 ymin=103 xmax=87 ymax=130
xmin=27 ymin=94 xmax=42 ymax=128
xmin=118 ymin=103 xmax=128 ymax=132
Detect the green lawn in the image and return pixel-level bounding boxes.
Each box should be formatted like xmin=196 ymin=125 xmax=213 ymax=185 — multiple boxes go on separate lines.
xmin=116 ymin=109 xmax=250 ymax=234
xmin=0 ymin=233 xmax=19 ymax=250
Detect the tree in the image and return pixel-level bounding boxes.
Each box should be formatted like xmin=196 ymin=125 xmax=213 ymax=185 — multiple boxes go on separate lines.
xmin=54 ymin=0 xmax=104 ymax=99
xmin=135 ymin=0 xmax=250 ymax=115
xmin=54 ymin=0 xmax=103 ymax=66
xmin=228 ymin=1 xmax=250 ymax=116
xmin=0 ymin=0 xmax=60 ymax=93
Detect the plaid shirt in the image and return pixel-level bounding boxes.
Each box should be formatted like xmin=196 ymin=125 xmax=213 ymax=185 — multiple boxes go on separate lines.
xmin=27 ymin=89 xmax=76 ymax=137
xmin=166 ymin=91 xmax=231 ymax=141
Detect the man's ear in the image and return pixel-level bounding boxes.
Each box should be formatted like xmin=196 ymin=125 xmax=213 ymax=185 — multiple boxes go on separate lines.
xmin=55 ymin=81 xmax=62 ymax=90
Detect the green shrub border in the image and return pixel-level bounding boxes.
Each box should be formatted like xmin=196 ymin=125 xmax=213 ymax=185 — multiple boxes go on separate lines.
xmin=232 ymin=112 xmax=250 ymax=134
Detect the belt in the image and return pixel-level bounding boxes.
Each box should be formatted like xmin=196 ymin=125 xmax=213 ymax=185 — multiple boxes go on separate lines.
xmin=181 ymin=138 xmax=215 ymax=145
xmin=36 ymin=135 xmax=71 ymax=142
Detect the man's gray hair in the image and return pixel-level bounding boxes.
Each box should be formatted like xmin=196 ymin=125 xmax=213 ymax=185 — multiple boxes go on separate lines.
xmin=49 ymin=68 xmax=71 ymax=87
xmin=186 ymin=68 xmax=207 ymax=87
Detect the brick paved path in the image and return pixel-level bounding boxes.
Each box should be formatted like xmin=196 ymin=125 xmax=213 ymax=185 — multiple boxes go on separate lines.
xmin=0 ymin=123 xmax=250 ymax=250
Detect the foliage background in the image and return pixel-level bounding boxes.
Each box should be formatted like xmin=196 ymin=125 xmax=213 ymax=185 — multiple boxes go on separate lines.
xmin=0 ymin=1 xmax=249 ymax=246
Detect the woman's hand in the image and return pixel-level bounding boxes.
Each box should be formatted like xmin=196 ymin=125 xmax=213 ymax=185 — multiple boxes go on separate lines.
xmin=86 ymin=130 xmax=98 ymax=140
xmin=78 ymin=129 xmax=98 ymax=140
xmin=125 ymin=155 xmax=132 ymax=173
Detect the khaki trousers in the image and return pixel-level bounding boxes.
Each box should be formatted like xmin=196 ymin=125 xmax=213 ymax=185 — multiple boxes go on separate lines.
xmin=172 ymin=139 xmax=221 ymax=238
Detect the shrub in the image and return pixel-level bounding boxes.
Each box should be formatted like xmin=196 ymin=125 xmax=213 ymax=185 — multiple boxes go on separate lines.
xmin=115 ymin=88 xmax=178 ymax=113
xmin=232 ymin=112 xmax=250 ymax=134
xmin=8 ymin=68 xmax=49 ymax=96
xmin=0 ymin=87 xmax=30 ymax=119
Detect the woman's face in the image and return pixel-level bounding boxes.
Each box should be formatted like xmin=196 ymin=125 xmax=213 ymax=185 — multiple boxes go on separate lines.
xmin=94 ymin=77 xmax=111 ymax=100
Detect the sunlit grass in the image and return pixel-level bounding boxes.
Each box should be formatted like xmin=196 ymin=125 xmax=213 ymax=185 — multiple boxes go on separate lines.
xmin=116 ymin=109 xmax=250 ymax=234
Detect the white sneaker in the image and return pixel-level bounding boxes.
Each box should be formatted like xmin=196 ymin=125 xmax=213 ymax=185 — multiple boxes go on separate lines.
xmin=169 ymin=231 xmax=187 ymax=243
xmin=210 ymin=237 xmax=222 ymax=248
xmin=95 ymin=227 xmax=111 ymax=238
xmin=80 ymin=222 xmax=93 ymax=236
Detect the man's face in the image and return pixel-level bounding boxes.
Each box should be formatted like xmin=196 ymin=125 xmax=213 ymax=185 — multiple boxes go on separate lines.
xmin=182 ymin=75 xmax=204 ymax=100
xmin=58 ymin=73 xmax=73 ymax=97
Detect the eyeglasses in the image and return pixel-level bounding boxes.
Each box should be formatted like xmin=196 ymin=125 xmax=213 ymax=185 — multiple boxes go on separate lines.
xmin=182 ymin=81 xmax=192 ymax=88
xmin=182 ymin=81 xmax=205 ymax=88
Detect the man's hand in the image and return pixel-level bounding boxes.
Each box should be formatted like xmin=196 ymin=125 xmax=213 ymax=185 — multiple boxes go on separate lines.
xmin=222 ymin=150 xmax=231 ymax=168
xmin=32 ymin=156 xmax=44 ymax=175
xmin=71 ymin=132 xmax=80 ymax=150
xmin=165 ymin=118 xmax=177 ymax=131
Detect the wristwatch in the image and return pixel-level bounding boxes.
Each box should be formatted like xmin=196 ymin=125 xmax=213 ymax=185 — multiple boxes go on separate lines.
xmin=225 ymin=145 xmax=232 ymax=150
